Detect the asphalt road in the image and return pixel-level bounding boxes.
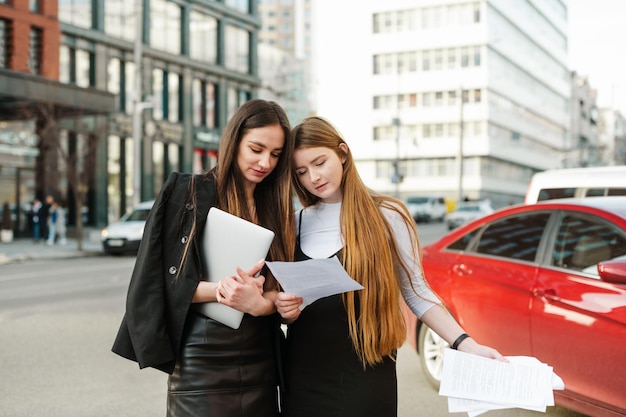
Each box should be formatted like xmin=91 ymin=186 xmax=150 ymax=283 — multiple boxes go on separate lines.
xmin=0 ymin=223 xmax=587 ymax=417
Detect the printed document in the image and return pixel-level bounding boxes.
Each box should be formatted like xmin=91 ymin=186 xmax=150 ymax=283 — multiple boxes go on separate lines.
xmin=266 ymin=256 xmax=364 ymax=309
xmin=439 ymin=349 xmax=564 ymax=416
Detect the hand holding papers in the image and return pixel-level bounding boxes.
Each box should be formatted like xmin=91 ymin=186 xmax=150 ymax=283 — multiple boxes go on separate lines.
xmin=266 ymin=256 xmax=364 ymax=309
xmin=439 ymin=349 xmax=564 ymax=416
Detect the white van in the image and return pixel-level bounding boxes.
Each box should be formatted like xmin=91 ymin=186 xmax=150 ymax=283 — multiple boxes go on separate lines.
xmin=525 ymin=166 xmax=626 ymax=204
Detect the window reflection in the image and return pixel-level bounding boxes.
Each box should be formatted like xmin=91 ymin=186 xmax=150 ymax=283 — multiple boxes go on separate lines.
xmin=190 ymin=11 xmax=217 ymax=64
xmin=59 ymin=0 xmax=92 ymax=29
xmin=193 ymin=79 xmax=217 ymax=128
xmin=125 ymin=61 xmax=135 ymax=115
xmin=152 ymin=69 xmax=164 ymax=120
xmin=104 ymin=0 xmax=135 ymax=42
xmin=225 ymin=25 xmax=250 ymax=73
xmin=150 ymin=0 xmax=181 ymax=55
xmin=475 ymin=213 xmax=550 ymax=262
xmin=225 ymin=0 xmax=249 ymax=13
xmin=168 ymin=73 xmax=180 ymax=123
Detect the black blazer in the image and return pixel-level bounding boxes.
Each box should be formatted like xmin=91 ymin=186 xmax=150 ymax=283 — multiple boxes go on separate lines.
xmin=112 ymin=172 xmax=216 ymax=374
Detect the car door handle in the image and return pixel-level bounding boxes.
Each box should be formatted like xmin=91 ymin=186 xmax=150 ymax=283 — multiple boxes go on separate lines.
xmin=534 ymin=288 xmax=560 ymax=301
xmin=452 ymin=264 xmax=472 ymax=276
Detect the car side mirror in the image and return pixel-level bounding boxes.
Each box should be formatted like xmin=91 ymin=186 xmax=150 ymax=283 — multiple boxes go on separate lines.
xmin=597 ymin=259 xmax=626 ymax=285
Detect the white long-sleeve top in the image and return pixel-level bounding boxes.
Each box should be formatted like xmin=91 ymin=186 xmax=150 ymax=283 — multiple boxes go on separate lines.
xmin=297 ymin=201 xmax=439 ymax=318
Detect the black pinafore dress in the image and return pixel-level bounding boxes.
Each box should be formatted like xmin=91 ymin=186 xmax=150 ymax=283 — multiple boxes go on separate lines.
xmin=282 ymin=212 xmax=397 ymax=417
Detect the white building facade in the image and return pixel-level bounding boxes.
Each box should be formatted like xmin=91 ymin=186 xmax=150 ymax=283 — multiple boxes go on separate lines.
xmin=312 ymin=0 xmax=570 ymax=207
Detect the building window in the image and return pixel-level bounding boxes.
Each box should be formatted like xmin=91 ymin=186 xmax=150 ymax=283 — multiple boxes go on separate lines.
xmin=193 ymin=80 xmax=217 ymax=128
xmin=153 ymin=69 xmax=181 ymax=122
xmin=28 ymin=27 xmax=42 ymax=75
xmin=474 ymin=89 xmax=482 ymax=103
xmin=225 ymin=25 xmax=250 ymax=73
xmin=150 ymin=0 xmax=181 ymax=55
xmin=189 ymin=11 xmax=217 ymax=64
xmin=107 ymin=57 xmax=122 ymax=111
xmin=124 ymin=61 xmax=135 ymax=115
xmin=473 ymin=3 xmax=481 ymax=23
xmin=153 ymin=69 xmax=164 ymax=120
xmin=59 ymin=0 xmax=92 ymax=29
xmin=227 ymin=87 xmax=238 ymax=120
xmin=448 ymin=90 xmax=457 ymax=105
xmin=473 ymin=46 xmax=481 ymax=66
xmin=225 ymin=0 xmax=249 ymax=13
xmin=168 ymin=72 xmax=180 ymax=123
xmin=59 ymin=39 xmax=94 ymax=87
xmin=447 ymin=48 xmax=456 ymax=69
xmin=461 ymin=47 xmax=469 ymax=67
xmin=104 ymin=0 xmax=135 ymax=41
xmin=421 ymin=50 xmax=431 ymax=71
xmin=29 ymin=0 xmax=40 ymax=13
xmin=0 ymin=19 xmax=10 ymax=69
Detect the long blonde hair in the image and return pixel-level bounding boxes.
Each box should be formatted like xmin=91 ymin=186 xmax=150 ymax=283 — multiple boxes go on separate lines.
xmin=292 ymin=116 xmax=422 ymax=367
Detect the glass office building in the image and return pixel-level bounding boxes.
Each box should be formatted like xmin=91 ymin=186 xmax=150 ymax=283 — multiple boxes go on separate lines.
xmin=57 ymin=0 xmax=262 ymax=225
xmin=1 ymin=0 xmax=262 ymax=233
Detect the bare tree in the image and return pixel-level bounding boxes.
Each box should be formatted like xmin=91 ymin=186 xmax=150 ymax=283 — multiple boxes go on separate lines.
xmin=25 ymin=102 xmax=99 ymax=251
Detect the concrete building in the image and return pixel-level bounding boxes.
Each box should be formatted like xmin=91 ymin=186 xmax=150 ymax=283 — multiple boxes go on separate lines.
xmin=1 ymin=0 xmax=264 ymax=236
xmin=568 ymin=72 xmax=600 ymax=167
xmin=257 ymin=0 xmax=313 ymax=123
xmin=598 ymin=109 xmax=626 ymax=166
xmin=311 ymin=0 xmax=571 ymax=208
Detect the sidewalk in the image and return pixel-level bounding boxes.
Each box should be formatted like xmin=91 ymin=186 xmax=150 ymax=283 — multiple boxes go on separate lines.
xmin=0 ymin=231 xmax=104 ymax=265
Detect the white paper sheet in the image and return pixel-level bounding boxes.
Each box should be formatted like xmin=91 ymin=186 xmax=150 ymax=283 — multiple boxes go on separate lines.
xmin=439 ymin=349 xmax=564 ymax=416
xmin=266 ymin=256 xmax=364 ymax=309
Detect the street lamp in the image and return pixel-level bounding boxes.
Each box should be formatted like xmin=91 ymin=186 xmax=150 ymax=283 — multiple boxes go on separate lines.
xmin=457 ymin=88 xmax=466 ymax=204
xmin=392 ymin=116 xmax=401 ymax=199
xmin=131 ymin=0 xmax=152 ymax=208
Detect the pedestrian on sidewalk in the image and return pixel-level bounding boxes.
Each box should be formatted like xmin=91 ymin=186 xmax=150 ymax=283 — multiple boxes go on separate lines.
xmin=46 ymin=196 xmax=66 ymax=245
xmin=31 ymin=198 xmax=43 ymax=242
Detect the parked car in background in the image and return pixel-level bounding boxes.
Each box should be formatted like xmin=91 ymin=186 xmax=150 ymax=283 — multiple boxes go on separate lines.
xmin=101 ymin=200 xmax=154 ymax=255
xmin=525 ymin=165 xmax=626 ymax=204
xmin=403 ymin=197 xmax=626 ymax=417
xmin=445 ymin=200 xmax=493 ymax=230
xmin=405 ymin=195 xmax=447 ymax=223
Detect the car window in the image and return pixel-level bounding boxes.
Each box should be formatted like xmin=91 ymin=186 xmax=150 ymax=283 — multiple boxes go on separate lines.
xmin=447 ymin=229 xmax=480 ymax=251
xmin=607 ymin=188 xmax=626 ymax=196
xmin=474 ymin=213 xmax=551 ymax=261
xmin=457 ymin=205 xmax=480 ymax=212
xmin=551 ymin=212 xmax=626 ymax=274
xmin=127 ymin=209 xmax=151 ymax=221
xmin=585 ymin=188 xmax=606 ymax=197
xmin=538 ymin=188 xmax=575 ymax=201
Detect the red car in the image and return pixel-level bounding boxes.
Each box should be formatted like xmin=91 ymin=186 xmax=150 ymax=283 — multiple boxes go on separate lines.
xmin=404 ymin=197 xmax=626 ymax=417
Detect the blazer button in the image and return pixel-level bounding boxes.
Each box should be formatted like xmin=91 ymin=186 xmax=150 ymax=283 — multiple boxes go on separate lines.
xmin=185 ymin=203 xmax=194 ymax=211
xmin=169 ymin=266 xmax=177 ymax=275
xmin=181 ymin=235 xmax=188 ymax=244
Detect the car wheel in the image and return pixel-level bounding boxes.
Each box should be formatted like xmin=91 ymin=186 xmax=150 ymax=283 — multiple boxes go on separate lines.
xmin=418 ymin=324 xmax=449 ymax=390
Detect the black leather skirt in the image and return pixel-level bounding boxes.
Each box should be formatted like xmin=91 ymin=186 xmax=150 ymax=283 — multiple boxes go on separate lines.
xmin=167 ymin=310 xmax=280 ymax=417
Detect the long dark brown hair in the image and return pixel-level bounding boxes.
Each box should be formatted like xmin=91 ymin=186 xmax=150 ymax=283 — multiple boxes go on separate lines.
xmin=214 ymin=99 xmax=295 ymax=264
xmin=179 ymin=100 xmax=295 ymax=280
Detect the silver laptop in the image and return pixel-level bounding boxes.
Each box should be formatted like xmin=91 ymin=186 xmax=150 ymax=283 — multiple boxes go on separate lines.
xmin=192 ymin=207 xmax=275 ymax=329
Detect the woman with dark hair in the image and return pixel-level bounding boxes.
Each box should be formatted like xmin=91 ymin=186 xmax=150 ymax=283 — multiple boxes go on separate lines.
xmin=276 ymin=116 xmax=504 ymax=417
xmin=112 ymin=99 xmax=295 ymax=417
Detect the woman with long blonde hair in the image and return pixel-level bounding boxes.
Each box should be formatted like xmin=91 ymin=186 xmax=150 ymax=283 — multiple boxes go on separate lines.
xmin=276 ymin=116 xmax=503 ymax=417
